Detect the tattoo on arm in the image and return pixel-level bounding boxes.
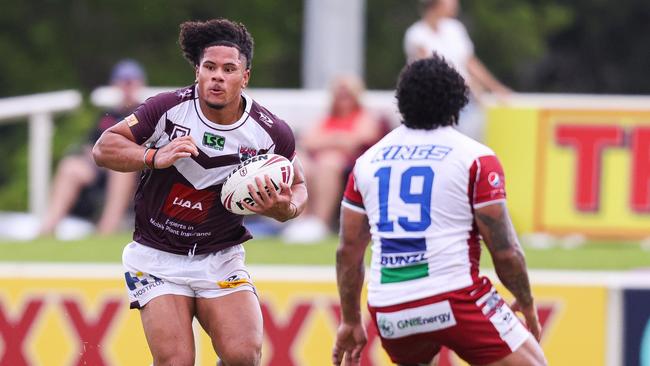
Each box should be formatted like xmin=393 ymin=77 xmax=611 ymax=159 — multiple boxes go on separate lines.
xmin=336 ymin=208 xmax=371 ymax=324
xmin=336 ymin=250 xmax=365 ymax=323
xmin=475 ymin=203 xmax=533 ymax=307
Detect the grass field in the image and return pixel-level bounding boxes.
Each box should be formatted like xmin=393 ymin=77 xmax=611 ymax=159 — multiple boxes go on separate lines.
xmin=0 ymin=232 xmax=649 ymax=270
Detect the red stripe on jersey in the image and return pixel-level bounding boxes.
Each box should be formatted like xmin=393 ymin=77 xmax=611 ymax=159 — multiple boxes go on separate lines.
xmin=474 ymin=155 xmax=506 ymax=205
xmin=467 ymin=160 xmax=481 ymax=281
xmin=343 ymin=171 xmax=364 ymax=208
xmin=260 ymin=155 xmax=285 ymax=168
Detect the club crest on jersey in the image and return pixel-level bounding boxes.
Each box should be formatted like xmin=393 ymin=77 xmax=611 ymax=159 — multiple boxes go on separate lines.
xmin=488 ymin=172 xmax=501 ymax=188
xmin=239 ymin=146 xmax=258 ymax=162
xmin=170 ymin=124 xmax=190 ymax=140
xmin=203 ymin=132 xmax=226 ymax=150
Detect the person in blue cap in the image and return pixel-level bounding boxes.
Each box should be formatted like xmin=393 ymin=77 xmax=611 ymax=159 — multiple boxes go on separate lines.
xmin=40 ymin=59 xmax=147 ymax=237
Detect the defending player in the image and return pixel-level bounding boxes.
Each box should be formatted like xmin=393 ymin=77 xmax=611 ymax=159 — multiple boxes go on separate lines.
xmin=93 ymin=19 xmax=307 ymax=366
xmin=332 ymin=54 xmax=546 ymax=366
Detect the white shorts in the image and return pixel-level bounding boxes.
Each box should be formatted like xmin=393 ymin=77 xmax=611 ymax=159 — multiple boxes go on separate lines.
xmin=122 ymin=241 xmax=255 ymax=309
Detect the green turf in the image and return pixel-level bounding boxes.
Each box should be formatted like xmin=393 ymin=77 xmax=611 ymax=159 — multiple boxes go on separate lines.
xmin=0 ymin=233 xmax=649 ymax=270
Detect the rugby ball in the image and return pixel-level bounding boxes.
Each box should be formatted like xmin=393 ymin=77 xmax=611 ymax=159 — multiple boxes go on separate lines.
xmin=220 ymin=154 xmax=294 ymax=215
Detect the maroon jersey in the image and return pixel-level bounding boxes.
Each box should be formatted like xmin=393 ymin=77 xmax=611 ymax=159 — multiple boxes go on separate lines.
xmin=126 ymin=85 xmax=296 ymax=255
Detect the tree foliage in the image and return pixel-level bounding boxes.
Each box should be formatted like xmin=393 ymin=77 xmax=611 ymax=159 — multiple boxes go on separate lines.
xmin=0 ymin=0 xmax=648 ymax=210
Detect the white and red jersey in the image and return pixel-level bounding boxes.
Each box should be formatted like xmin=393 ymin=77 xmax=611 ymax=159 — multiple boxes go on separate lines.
xmin=342 ymin=125 xmax=506 ymax=307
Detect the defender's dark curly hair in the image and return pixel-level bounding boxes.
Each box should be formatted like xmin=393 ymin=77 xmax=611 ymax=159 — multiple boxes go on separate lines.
xmin=396 ymin=54 xmax=469 ymax=130
xmin=179 ymin=19 xmax=254 ymax=69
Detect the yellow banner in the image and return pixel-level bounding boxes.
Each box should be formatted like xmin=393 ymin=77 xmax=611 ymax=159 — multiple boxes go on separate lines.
xmin=487 ymin=107 xmax=650 ymax=238
xmin=0 ymin=273 xmax=606 ymax=366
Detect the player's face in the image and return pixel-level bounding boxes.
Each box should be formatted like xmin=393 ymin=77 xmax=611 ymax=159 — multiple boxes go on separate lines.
xmin=196 ymin=45 xmax=250 ymax=110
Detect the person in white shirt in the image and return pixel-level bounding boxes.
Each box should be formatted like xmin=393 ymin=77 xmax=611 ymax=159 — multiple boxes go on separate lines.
xmin=332 ymin=54 xmax=546 ymax=366
xmin=404 ymin=0 xmax=512 ymax=142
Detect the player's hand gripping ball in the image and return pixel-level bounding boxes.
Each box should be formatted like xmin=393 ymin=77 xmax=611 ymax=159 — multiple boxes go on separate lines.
xmin=220 ymin=154 xmax=294 ymax=215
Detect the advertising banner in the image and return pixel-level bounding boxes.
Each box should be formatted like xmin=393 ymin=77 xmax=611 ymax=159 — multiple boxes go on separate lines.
xmin=0 ymin=266 xmax=608 ymax=366
xmin=487 ymin=107 xmax=650 ymax=238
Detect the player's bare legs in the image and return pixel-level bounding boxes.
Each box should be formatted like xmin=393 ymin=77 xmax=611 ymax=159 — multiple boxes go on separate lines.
xmin=196 ymin=291 xmax=263 ymax=366
xmin=40 ymin=154 xmax=96 ymax=235
xmin=96 ymin=170 xmax=136 ymax=234
xmin=140 ymin=295 xmax=196 ymax=366
xmin=311 ymin=149 xmax=347 ymax=225
xmin=480 ymin=336 xmax=546 ymax=366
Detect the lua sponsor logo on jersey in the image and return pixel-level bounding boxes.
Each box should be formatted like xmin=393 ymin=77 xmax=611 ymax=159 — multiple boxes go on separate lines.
xmin=372 ymin=144 xmax=452 ymax=162
xmin=202 ymin=132 xmax=226 ymax=151
xmin=376 ymin=301 xmax=456 ymax=339
xmin=380 ymin=237 xmax=429 ymax=284
xmin=162 ymin=183 xmax=216 ymax=223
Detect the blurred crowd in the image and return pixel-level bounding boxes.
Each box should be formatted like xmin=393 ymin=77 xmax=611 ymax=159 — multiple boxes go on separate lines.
xmin=6 ymin=0 xmax=512 ymax=243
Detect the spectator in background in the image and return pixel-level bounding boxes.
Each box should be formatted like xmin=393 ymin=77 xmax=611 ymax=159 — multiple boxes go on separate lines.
xmin=404 ymin=0 xmax=512 ymax=141
xmin=282 ymin=75 xmax=383 ymax=244
xmin=39 ymin=59 xmax=146 ymax=237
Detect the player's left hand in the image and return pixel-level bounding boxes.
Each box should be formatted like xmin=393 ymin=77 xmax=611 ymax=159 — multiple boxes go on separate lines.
xmin=511 ymin=299 xmax=542 ymax=342
xmin=332 ymin=322 xmax=367 ymax=366
xmin=242 ymin=175 xmax=295 ymax=222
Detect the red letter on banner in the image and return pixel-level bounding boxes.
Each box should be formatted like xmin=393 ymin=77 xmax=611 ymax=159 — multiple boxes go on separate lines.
xmin=261 ymin=302 xmax=312 ymax=366
xmin=62 ymin=298 xmax=121 ymax=366
xmin=0 ymin=299 xmax=44 ymax=366
xmin=631 ymin=127 xmax=650 ymax=212
xmin=329 ymin=303 xmax=381 ymax=366
xmin=555 ymin=125 xmax=623 ymax=211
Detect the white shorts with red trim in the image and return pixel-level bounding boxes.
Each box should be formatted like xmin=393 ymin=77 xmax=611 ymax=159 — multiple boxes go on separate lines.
xmin=122 ymin=241 xmax=255 ymax=309
xmin=368 ymin=276 xmax=531 ymax=365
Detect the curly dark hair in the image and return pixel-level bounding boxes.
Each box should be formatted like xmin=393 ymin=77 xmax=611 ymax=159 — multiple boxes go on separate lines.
xmin=179 ymin=18 xmax=254 ymax=69
xmin=396 ymin=54 xmax=469 ymax=130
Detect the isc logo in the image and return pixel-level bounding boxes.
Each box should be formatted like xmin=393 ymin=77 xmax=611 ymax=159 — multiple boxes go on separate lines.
xmin=203 ymin=132 xmax=226 ymax=150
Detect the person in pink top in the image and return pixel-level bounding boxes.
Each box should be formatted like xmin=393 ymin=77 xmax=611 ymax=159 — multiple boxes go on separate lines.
xmin=282 ymin=75 xmax=383 ymax=243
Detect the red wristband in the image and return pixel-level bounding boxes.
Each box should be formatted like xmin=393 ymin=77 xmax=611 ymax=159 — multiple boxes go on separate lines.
xmin=144 ymin=148 xmax=157 ymax=169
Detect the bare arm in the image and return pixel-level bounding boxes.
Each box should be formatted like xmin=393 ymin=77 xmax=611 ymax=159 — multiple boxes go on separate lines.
xmin=93 ymin=120 xmax=198 ymax=172
xmin=467 ymin=56 xmax=512 ymax=97
xmin=475 ymin=202 xmax=541 ymax=340
xmin=332 ymin=206 xmax=371 ymax=365
xmin=92 ymin=121 xmax=148 ymax=172
xmin=336 ymin=207 xmax=371 ymax=323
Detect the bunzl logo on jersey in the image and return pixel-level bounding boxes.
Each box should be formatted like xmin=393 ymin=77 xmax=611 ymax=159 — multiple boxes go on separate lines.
xmin=376 ymin=301 xmax=456 ymax=339
xmin=203 ymin=132 xmax=226 ymax=150
xmin=380 ymin=237 xmax=429 ymax=284
xmin=372 ymin=144 xmax=452 ymax=163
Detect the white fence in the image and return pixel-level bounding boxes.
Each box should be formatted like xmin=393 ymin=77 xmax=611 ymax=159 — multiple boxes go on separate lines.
xmin=5 ymin=87 xmax=650 ymax=220
xmin=0 ymin=91 xmax=82 ymax=218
